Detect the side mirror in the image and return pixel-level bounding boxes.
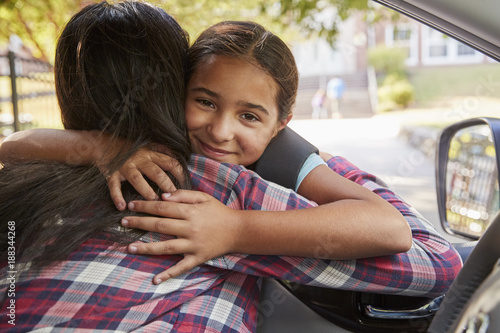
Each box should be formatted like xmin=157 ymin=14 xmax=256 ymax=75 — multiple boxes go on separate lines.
xmin=436 ymin=117 xmax=500 ymax=240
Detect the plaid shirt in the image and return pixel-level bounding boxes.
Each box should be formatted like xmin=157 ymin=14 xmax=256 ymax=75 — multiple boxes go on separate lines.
xmin=0 ymin=154 xmax=462 ymax=332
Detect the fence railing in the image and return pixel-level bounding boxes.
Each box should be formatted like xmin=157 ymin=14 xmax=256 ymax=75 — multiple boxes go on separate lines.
xmin=0 ymin=51 xmax=61 ymax=137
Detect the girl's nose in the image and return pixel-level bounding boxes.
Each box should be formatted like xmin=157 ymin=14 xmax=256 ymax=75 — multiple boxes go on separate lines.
xmin=207 ymin=114 xmax=235 ymax=143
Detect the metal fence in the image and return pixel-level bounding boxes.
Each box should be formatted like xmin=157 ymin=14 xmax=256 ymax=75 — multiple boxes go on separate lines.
xmin=0 ymin=51 xmax=61 ymax=137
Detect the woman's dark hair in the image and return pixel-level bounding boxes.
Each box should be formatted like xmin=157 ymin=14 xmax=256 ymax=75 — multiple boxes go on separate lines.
xmin=0 ymin=1 xmax=191 ymax=268
xmin=187 ymin=21 xmax=298 ymax=122
xmin=57 ymin=0 xmax=190 ymax=172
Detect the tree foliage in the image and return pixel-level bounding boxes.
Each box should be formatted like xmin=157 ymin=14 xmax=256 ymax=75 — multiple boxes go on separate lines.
xmin=0 ymin=0 xmax=369 ymax=63
xmin=265 ymin=0 xmax=368 ymax=44
xmin=0 ymin=0 xmax=94 ymax=61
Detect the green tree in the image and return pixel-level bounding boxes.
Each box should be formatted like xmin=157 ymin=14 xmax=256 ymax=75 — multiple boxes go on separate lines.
xmin=0 ymin=0 xmax=92 ymax=61
xmin=0 ymin=0 xmax=369 ymax=63
xmin=264 ymin=0 xmax=369 ymax=45
xmin=368 ymin=45 xmax=407 ymax=75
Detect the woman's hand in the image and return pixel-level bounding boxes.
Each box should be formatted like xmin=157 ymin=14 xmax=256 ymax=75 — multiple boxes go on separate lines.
xmin=122 ymin=190 xmax=243 ymax=284
xmin=107 ymin=147 xmax=185 ymax=210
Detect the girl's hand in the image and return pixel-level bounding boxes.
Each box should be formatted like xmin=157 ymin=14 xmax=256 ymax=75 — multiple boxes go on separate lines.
xmin=107 ymin=148 xmax=185 ymax=210
xmin=122 ymin=190 xmax=243 ymax=284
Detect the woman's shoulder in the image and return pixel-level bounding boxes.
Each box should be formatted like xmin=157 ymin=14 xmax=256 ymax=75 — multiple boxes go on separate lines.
xmin=189 ymin=154 xmax=248 ymax=179
xmin=188 ymin=154 xmax=253 ymax=202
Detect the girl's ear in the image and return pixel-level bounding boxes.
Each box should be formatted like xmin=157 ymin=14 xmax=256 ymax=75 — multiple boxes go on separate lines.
xmin=277 ymin=114 xmax=293 ymax=132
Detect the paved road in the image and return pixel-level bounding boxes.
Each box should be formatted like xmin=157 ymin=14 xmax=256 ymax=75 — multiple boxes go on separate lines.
xmin=289 ymin=116 xmax=465 ymax=243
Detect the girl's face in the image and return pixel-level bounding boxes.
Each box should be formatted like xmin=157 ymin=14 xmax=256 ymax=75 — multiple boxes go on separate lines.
xmin=185 ymin=55 xmax=291 ymax=166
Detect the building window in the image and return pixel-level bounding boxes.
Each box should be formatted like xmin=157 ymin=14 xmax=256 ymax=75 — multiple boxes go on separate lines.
xmin=421 ymin=25 xmax=483 ymax=65
xmin=393 ymin=26 xmax=412 ymax=42
xmin=429 ymin=45 xmax=447 ymax=57
xmin=427 ymin=29 xmax=449 ymax=58
xmin=385 ymin=23 xmax=418 ymax=66
xmin=457 ymin=43 xmax=476 ymax=56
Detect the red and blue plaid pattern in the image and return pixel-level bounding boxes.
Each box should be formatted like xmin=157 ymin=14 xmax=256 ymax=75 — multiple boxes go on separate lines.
xmin=0 ymin=155 xmax=462 ymax=332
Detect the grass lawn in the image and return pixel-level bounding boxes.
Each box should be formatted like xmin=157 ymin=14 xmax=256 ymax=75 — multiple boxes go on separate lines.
xmin=408 ymin=63 xmax=500 ymax=107
xmin=375 ymin=63 xmax=500 ymax=128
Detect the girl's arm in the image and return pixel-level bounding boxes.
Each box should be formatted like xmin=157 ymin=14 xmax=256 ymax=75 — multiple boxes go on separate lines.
xmin=124 ymin=161 xmax=411 ymax=282
xmin=237 ymin=163 xmax=411 ymax=258
xmin=0 ymin=129 xmax=184 ymax=208
xmin=0 ymin=128 xmax=103 ymax=165
xmin=126 ymin=157 xmax=460 ymax=296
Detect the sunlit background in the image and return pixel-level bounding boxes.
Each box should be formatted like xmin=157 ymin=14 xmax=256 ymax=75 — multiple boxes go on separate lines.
xmin=1 ymin=0 xmax=499 ymax=134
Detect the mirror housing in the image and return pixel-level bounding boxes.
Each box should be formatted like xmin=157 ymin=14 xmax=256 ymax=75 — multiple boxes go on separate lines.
xmin=436 ymin=117 xmax=500 ymax=240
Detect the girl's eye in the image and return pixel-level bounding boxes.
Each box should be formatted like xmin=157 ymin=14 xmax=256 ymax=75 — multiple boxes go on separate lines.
xmin=197 ymin=99 xmax=215 ymax=109
xmin=240 ymin=113 xmax=259 ymax=122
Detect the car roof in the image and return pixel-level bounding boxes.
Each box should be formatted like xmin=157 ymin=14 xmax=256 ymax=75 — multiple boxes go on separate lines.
xmin=373 ymin=0 xmax=500 ymax=61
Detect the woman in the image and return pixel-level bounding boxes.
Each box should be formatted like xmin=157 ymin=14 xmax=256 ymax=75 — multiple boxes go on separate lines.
xmin=0 ymin=0 xmax=191 ymax=266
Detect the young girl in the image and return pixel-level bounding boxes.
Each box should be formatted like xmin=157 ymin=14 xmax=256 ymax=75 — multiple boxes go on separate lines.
xmin=0 ymin=21 xmax=411 ymax=283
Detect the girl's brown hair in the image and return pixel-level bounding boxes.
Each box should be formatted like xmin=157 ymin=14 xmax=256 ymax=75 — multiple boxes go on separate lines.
xmin=188 ymin=21 xmax=298 ymax=122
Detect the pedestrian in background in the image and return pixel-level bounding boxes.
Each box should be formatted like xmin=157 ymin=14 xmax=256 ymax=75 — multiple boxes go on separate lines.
xmin=326 ymin=76 xmax=345 ymax=118
xmin=311 ymin=88 xmax=326 ymax=118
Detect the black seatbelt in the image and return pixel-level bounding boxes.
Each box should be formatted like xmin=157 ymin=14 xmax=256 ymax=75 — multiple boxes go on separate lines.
xmin=252 ymin=127 xmax=319 ymax=190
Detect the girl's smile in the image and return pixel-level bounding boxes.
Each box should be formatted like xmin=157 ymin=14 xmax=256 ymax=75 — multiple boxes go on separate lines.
xmin=197 ymin=138 xmax=234 ymax=158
